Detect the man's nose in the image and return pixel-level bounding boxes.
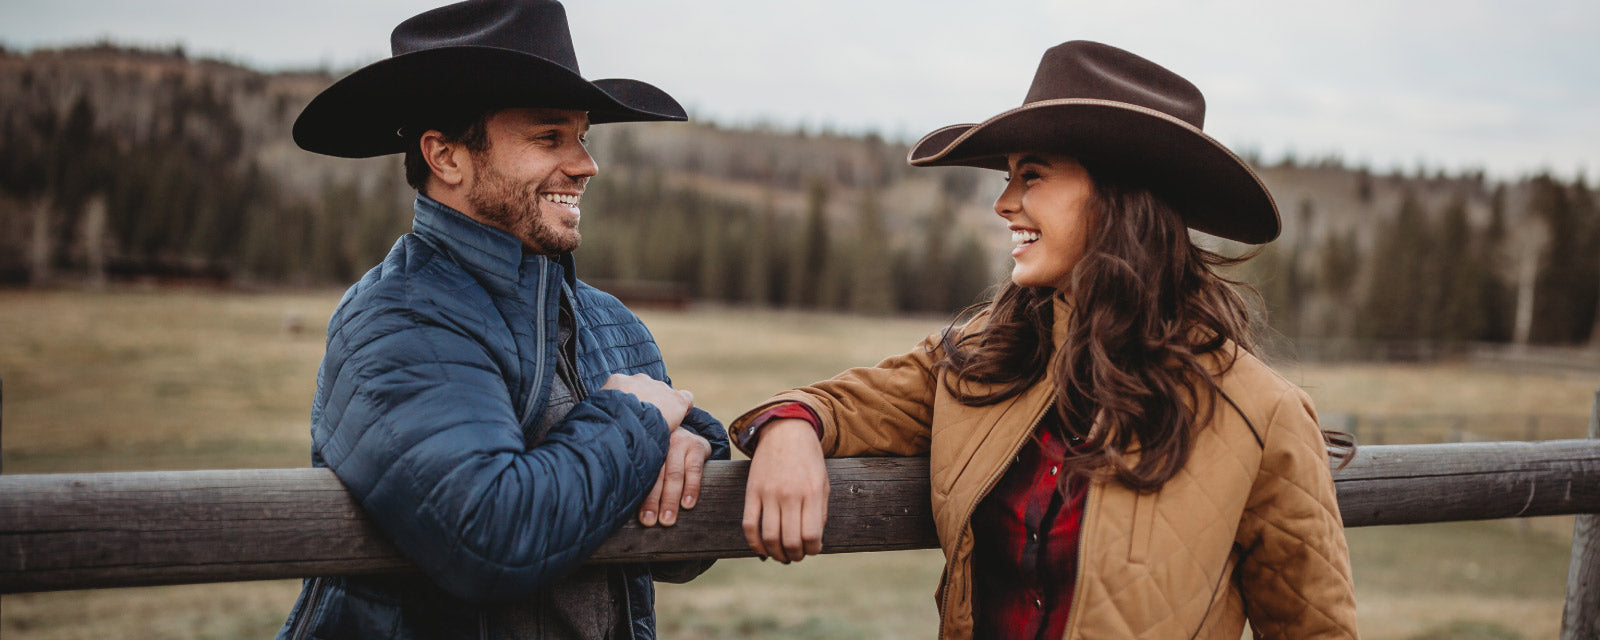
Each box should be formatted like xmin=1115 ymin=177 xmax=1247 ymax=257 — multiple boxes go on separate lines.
xmin=568 ymin=146 xmax=598 ymax=179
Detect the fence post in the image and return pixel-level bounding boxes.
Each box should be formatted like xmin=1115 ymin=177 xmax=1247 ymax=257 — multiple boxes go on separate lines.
xmin=1563 ymin=387 xmax=1600 ymax=640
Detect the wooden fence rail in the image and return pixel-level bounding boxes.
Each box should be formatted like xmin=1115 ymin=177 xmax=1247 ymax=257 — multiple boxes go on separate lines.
xmin=3 ymin=440 xmax=1599 ymax=635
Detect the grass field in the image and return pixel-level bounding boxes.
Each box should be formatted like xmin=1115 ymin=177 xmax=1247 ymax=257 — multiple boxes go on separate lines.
xmin=1 ymin=288 xmax=1595 ymax=639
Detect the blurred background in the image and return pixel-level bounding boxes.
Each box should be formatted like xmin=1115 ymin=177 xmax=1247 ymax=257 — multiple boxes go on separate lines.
xmin=0 ymin=1 xmax=1597 ymax=638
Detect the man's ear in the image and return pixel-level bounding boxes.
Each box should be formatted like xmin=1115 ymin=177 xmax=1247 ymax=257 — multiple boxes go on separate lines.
xmin=420 ymin=130 xmax=470 ymax=189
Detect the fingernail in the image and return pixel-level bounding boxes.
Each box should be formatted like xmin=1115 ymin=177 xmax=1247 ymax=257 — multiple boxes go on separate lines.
xmin=661 ymin=511 xmax=676 ymax=525
xmin=641 ymin=511 xmax=655 ymax=526
xmin=682 ymin=496 xmax=695 ymax=509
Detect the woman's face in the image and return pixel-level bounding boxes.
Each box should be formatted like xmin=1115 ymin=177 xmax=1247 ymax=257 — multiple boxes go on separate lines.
xmin=994 ymin=152 xmax=1097 ymax=290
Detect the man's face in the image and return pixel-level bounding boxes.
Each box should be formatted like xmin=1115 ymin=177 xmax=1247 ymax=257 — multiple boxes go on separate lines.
xmin=464 ymin=108 xmax=596 ymax=255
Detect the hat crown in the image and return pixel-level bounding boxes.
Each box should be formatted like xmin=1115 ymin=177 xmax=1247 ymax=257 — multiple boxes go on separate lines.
xmin=392 ymin=0 xmax=578 ymax=74
xmin=1023 ymin=41 xmax=1205 ymax=130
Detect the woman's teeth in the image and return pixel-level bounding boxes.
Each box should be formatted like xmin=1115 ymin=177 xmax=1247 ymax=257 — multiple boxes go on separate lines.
xmin=1011 ymin=229 xmax=1040 ymax=245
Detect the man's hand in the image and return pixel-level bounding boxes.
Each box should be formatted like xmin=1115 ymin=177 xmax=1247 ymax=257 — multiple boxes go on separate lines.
xmin=741 ymin=419 xmax=829 ymax=563
xmin=637 ymin=428 xmax=712 ymax=527
xmin=602 ymin=373 xmax=693 ymax=431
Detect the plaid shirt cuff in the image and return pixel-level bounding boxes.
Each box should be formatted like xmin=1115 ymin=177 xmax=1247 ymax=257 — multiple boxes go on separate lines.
xmin=736 ymin=402 xmax=822 ymax=451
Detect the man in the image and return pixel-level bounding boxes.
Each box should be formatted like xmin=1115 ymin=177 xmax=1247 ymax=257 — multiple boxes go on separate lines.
xmin=277 ymin=1 xmax=728 ymax=638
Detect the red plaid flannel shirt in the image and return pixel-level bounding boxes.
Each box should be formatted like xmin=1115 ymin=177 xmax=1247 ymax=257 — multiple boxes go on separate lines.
xmin=972 ymin=419 xmax=1087 ymax=639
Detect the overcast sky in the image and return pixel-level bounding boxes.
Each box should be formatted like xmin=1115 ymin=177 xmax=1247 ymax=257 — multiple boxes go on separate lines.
xmin=3 ymin=0 xmax=1595 ymax=181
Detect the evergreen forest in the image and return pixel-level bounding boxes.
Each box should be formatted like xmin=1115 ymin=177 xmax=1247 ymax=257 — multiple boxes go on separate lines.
xmin=2 ymin=45 xmax=1597 ymax=348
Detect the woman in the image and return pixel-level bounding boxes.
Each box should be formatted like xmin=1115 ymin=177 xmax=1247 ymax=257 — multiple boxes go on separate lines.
xmin=733 ymin=41 xmax=1359 ymax=639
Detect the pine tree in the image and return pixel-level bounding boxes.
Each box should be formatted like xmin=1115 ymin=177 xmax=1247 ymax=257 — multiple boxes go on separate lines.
xmin=696 ymin=200 xmax=728 ymax=302
xmin=1567 ymin=176 xmax=1600 ymax=345
xmin=789 ymin=177 xmax=830 ymax=308
xmin=946 ymin=232 xmax=996 ymax=313
xmin=1479 ymin=185 xmax=1514 ymax=341
xmin=918 ymin=194 xmax=959 ymax=312
xmin=1435 ymin=196 xmax=1488 ymax=341
xmin=740 ymin=194 xmax=776 ymax=306
xmin=1526 ymin=174 xmax=1597 ymax=343
xmin=847 ymin=184 xmax=894 ymax=314
xmin=1360 ymin=192 xmax=1432 ymax=340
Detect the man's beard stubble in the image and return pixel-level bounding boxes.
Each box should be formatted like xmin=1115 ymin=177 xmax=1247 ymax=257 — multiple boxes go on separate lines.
xmin=465 ymin=158 xmax=582 ymax=256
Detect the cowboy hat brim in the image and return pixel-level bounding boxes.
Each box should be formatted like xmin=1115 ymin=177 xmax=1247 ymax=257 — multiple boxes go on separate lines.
xmin=908 ymin=99 xmax=1279 ymax=244
xmin=294 ymin=46 xmax=686 ymax=158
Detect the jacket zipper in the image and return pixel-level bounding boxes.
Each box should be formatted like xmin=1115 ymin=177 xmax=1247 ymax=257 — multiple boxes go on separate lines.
xmin=288 ymin=577 xmax=328 ymax=640
xmin=617 ymin=567 xmax=637 ymax=640
xmin=517 ymin=260 xmax=552 ymax=427
xmin=938 ymin=399 xmax=1053 ymax=640
xmin=560 ymin=282 xmax=590 ymax=402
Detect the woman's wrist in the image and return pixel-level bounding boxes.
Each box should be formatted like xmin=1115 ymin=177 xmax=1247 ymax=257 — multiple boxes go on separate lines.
xmin=757 ymin=418 xmax=821 ymax=446
xmin=737 ymin=402 xmax=822 ymax=452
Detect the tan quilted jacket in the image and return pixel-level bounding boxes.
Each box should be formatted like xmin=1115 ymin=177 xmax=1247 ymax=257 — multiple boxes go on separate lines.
xmin=731 ymin=299 xmax=1358 ymax=639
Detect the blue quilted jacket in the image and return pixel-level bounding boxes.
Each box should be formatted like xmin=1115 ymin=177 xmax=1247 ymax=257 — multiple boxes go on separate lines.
xmin=278 ymin=195 xmax=729 ymax=640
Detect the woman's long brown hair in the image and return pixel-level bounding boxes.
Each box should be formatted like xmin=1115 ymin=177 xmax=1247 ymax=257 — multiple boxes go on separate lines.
xmin=935 ymin=165 xmax=1352 ymax=491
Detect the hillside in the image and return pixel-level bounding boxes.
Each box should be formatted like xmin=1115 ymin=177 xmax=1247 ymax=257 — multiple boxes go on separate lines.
xmin=1 ymin=46 xmax=1595 ymax=343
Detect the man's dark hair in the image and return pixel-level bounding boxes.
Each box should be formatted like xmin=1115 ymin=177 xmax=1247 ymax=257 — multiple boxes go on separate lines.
xmin=402 ymin=108 xmax=495 ymax=192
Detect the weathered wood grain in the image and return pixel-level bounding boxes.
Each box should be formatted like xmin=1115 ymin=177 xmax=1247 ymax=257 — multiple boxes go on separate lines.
xmin=0 ymin=458 xmax=936 ymax=593
xmin=1561 ymin=390 xmax=1599 ymax=640
xmin=3 ymin=441 xmax=1599 ymax=594
xmin=1335 ymin=440 xmax=1600 ymax=526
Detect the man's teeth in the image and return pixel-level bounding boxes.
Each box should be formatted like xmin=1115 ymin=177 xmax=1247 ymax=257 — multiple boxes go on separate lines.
xmin=1011 ymin=230 xmax=1041 ymax=244
xmin=542 ymin=193 xmax=580 ymax=206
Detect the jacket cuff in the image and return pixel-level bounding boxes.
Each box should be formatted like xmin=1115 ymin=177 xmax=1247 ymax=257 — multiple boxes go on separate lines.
xmin=734 ymin=402 xmax=822 ymax=453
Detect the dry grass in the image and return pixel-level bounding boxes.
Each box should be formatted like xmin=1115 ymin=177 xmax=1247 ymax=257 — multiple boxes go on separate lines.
xmin=0 ymin=289 xmax=1593 ymax=639
xmin=0 ymin=288 xmax=335 ymax=473
xmin=3 ymin=582 xmax=303 ymax=640
xmin=1285 ymin=361 xmax=1594 ymax=419
xmin=636 ymin=304 xmax=946 ymax=431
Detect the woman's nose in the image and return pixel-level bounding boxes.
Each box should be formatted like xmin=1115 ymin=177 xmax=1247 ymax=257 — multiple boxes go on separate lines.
xmin=994 ymin=181 xmax=1021 ymax=218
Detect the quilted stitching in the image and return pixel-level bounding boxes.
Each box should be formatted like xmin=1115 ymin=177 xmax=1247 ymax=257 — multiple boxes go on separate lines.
xmin=1237 ymin=395 xmax=1356 ymax=637
xmin=1066 ymin=354 xmax=1358 ymax=639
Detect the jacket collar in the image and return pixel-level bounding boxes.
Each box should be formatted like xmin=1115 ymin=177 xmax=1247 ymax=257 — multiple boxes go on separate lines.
xmin=1051 ymin=293 xmax=1072 ymax=348
xmin=411 ymin=193 xmax=579 ymax=293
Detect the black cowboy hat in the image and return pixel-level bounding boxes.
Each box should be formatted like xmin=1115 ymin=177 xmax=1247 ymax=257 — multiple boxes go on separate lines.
xmin=909 ymin=41 xmax=1279 ymax=244
xmin=294 ymin=0 xmax=686 ymax=158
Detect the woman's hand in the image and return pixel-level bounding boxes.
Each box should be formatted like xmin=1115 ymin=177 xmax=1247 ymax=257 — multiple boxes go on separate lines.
xmin=741 ymin=418 xmax=829 ymax=563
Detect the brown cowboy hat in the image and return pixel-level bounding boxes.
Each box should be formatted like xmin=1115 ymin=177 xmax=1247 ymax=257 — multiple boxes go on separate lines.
xmin=909 ymin=41 xmax=1279 ymax=244
xmin=294 ymin=0 xmax=686 ymax=158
